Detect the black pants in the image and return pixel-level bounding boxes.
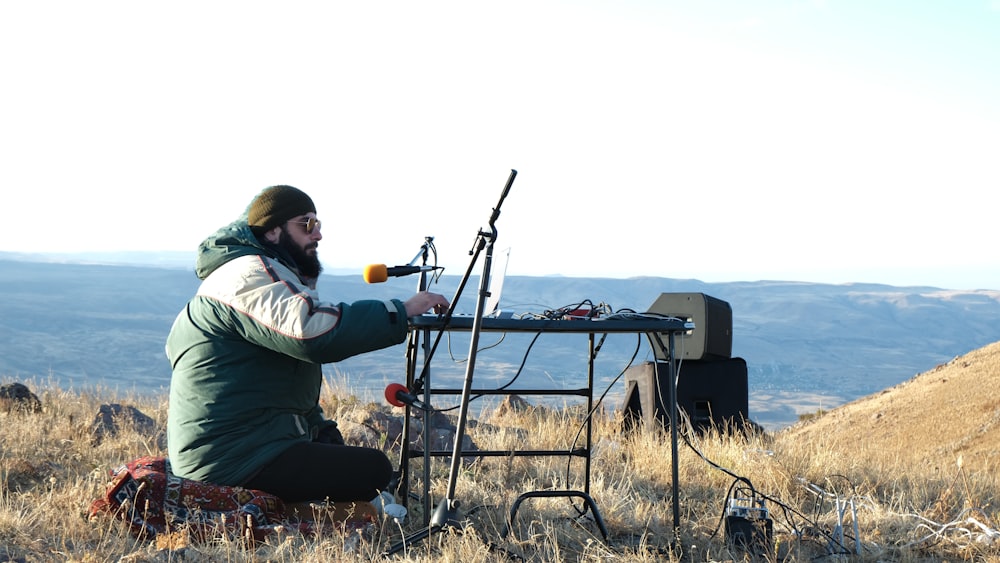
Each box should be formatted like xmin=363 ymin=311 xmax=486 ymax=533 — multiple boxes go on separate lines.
xmin=244 ymin=442 xmax=393 ymax=503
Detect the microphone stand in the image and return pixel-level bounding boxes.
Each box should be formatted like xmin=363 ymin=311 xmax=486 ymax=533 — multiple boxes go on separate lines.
xmin=385 ymin=169 xmax=517 ymax=557
xmin=396 ymin=236 xmax=437 ymax=509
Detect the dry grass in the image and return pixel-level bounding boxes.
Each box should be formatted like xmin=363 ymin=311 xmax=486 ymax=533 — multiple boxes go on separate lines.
xmin=782 ymin=341 xmax=1000 ymax=474
xmin=4 ymin=343 xmax=1000 ymax=562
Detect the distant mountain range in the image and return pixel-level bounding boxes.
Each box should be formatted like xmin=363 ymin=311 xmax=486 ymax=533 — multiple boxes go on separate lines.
xmin=2 ymin=253 xmax=999 ymax=429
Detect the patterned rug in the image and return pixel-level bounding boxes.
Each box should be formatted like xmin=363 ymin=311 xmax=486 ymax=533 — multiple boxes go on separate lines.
xmin=89 ymin=455 xmax=376 ymax=544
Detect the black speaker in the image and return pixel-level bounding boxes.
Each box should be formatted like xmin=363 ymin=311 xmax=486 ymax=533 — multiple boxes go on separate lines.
xmin=622 ymin=359 xmax=749 ymax=434
xmin=646 ymin=293 xmax=733 ymax=361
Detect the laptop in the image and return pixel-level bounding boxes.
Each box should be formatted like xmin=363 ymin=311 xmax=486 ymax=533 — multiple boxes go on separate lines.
xmin=438 ymin=247 xmax=512 ymax=320
xmin=482 ymin=247 xmax=512 ymax=318
xmin=415 ymin=248 xmax=513 ymax=322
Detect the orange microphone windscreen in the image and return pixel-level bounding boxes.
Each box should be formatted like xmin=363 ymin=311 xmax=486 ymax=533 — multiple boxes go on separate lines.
xmin=363 ymin=264 xmax=389 ymax=284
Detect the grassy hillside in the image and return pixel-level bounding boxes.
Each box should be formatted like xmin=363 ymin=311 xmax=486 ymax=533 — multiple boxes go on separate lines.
xmin=3 ymin=343 xmax=1000 ymax=561
xmin=781 ymin=340 xmax=1000 ymax=474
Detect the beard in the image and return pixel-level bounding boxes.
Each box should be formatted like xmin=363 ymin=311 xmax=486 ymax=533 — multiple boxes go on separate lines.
xmin=278 ymin=228 xmax=323 ymax=279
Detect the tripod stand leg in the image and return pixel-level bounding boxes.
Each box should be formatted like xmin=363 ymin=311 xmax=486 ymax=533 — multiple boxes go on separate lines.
xmin=382 ymin=498 xmax=464 ymax=556
xmin=383 ymin=524 xmax=439 ymax=556
xmin=500 ymin=490 xmax=611 ymax=544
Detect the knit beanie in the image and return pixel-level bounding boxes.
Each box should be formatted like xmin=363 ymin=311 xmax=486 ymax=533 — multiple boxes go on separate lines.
xmin=247 ymin=185 xmax=317 ymax=232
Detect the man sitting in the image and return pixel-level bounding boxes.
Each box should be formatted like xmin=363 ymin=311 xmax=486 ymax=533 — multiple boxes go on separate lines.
xmin=166 ymin=185 xmax=448 ymax=505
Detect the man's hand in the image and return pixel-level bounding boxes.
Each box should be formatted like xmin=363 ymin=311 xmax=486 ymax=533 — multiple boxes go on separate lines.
xmin=403 ymin=291 xmax=450 ymax=317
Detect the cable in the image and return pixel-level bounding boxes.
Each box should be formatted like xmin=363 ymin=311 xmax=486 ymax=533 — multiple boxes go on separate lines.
xmin=444 ymin=328 xmax=508 ymax=362
xmin=668 ymin=410 xmax=867 ymax=556
xmin=431 ymin=329 xmax=544 ymax=414
xmin=560 ymin=308 xmax=644 ymax=518
xmin=639 ymin=353 xmax=873 ymax=556
xmin=432 ymin=300 xmax=610 ymax=413
xmin=572 ymin=341 xmax=643 ymax=521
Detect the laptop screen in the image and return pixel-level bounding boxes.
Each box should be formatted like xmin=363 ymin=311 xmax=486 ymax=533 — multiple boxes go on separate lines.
xmin=484 ymin=247 xmax=510 ymax=317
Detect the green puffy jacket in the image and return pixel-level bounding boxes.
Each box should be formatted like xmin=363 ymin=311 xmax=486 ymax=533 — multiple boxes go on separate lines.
xmin=165 ymin=218 xmax=408 ymax=485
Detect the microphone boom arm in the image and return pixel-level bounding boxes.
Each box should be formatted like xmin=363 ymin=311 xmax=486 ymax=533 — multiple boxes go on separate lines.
xmin=410 ymin=170 xmax=517 ymax=392
xmin=487 ymin=168 xmax=516 ymax=233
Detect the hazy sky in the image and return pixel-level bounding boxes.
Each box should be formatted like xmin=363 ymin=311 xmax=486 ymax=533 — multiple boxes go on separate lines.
xmin=2 ymin=1 xmax=998 ymax=289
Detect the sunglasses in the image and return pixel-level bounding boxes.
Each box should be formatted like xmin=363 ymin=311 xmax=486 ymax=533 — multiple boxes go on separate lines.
xmin=288 ymin=217 xmax=322 ymax=234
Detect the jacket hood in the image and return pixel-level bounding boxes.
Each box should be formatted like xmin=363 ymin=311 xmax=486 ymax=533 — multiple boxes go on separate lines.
xmin=194 ymin=216 xmax=270 ymax=280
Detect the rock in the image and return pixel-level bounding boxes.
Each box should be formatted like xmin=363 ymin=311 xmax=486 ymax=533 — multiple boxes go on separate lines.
xmin=492 ymin=394 xmax=535 ymax=417
xmin=90 ymin=403 xmax=159 ymax=445
xmin=0 ymin=382 xmax=42 ymax=413
xmin=339 ymin=405 xmax=481 ymax=461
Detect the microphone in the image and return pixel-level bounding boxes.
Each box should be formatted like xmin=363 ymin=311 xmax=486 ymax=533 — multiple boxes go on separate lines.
xmin=384 ymin=383 xmax=431 ymax=411
xmin=363 ymin=264 xmax=439 ymax=284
